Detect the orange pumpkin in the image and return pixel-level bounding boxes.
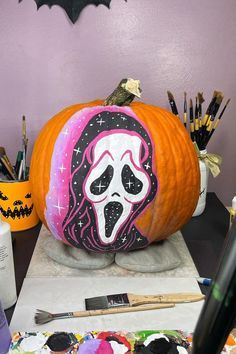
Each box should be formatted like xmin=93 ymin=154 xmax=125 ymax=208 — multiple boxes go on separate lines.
xmin=30 ymin=92 xmax=199 ymax=253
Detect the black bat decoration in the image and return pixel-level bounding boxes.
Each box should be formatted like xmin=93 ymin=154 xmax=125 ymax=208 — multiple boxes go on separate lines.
xmin=19 ymin=0 xmax=124 ymax=24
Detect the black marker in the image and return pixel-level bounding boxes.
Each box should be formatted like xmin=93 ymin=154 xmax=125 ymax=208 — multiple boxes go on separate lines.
xmin=192 ymin=218 xmax=236 ymax=354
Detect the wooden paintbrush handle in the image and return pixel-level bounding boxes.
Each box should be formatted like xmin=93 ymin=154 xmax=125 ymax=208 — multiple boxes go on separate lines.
xmin=0 ymin=156 xmax=16 ymax=180
xmin=72 ymin=303 xmax=174 ymax=318
xmin=128 ymin=293 xmax=205 ymax=306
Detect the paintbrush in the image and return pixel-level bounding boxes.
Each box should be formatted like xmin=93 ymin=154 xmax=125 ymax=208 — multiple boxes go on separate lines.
xmin=85 ymin=292 xmax=205 ymax=310
xmin=0 ymin=147 xmax=17 ymax=179
xmin=197 ymin=92 xmax=204 ymax=140
xmin=199 ymin=91 xmax=221 ymax=149
xmin=183 ymin=92 xmax=187 ymax=128
xmin=35 ymin=303 xmax=175 ymax=324
xmin=189 ymin=98 xmax=195 ymax=142
xmin=22 ymin=115 xmax=28 ymax=180
xmin=200 ymin=91 xmax=218 ymax=139
xmin=204 ymin=98 xmax=230 ymax=146
xmin=201 ymin=92 xmax=224 ymax=148
xmin=194 ymin=96 xmax=200 ymax=146
xmin=0 ymin=157 xmax=16 ymax=180
xmin=0 ymin=147 xmax=15 ymax=174
xmin=0 ymin=148 xmax=17 ymax=180
xmin=167 ymin=91 xmax=179 ymax=117
xmin=206 ymin=92 xmax=224 ymax=126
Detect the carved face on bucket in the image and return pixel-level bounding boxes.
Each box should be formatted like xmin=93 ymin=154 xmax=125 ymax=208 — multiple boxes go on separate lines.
xmin=0 ymin=190 xmax=33 ymax=219
xmin=59 ymin=110 xmax=158 ymax=252
xmin=84 ymin=133 xmax=150 ymax=244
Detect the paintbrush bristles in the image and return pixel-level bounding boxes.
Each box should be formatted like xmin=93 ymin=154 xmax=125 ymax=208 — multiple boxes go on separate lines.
xmin=85 ymin=296 xmax=111 ymax=311
xmin=167 ymin=91 xmax=179 ymax=116
xmin=215 ymin=93 xmax=224 ymax=105
xmin=35 ymin=310 xmax=53 ymax=324
xmin=167 ymin=91 xmax=174 ymax=101
xmin=198 ymin=92 xmax=205 ymax=105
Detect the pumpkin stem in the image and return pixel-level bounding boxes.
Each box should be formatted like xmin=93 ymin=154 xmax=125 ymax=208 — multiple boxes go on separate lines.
xmin=104 ymin=78 xmax=142 ymax=106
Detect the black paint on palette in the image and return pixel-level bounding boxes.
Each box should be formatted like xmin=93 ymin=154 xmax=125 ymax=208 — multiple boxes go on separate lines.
xmin=46 ymin=332 xmax=77 ymax=351
xmin=134 ymin=337 xmax=189 ymax=354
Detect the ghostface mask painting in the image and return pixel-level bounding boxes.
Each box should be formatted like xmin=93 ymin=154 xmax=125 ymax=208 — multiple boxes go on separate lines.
xmin=45 ymin=107 xmax=158 ymax=253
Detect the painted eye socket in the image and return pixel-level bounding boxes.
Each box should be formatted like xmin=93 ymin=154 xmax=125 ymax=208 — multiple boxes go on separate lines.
xmin=122 ymin=164 xmax=143 ymax=195
xmin=25 ymin=193 xmax=31 ymax=198
xmin=90 ymin=165 xmax=114 ymax=195
xmin=0 ymin=191 xmax=8 ymax=200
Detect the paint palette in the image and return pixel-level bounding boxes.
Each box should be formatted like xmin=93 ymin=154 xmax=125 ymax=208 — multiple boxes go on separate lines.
xmin=9 ymin=330 xmax=236 ymax=353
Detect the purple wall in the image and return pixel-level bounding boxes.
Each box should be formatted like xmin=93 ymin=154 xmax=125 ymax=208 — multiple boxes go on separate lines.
xmin=0 ymin=0 xmax=235 ymax=205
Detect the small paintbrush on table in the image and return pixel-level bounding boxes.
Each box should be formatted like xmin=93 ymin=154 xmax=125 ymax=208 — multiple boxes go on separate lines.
xmin=35 ymin=303 xmax=174 ymax=324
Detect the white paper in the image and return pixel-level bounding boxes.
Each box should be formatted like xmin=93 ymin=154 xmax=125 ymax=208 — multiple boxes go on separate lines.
xmin=10 ymin=277 xmax=203 ymax=333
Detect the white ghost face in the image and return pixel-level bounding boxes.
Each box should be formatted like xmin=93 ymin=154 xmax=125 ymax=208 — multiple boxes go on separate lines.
xmin=84 ymin=133 xmax=150 ymax=244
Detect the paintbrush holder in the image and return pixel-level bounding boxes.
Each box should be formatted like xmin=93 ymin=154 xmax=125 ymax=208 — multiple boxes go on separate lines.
xmin=192 ymin=149 xmax=210 ymax=217
xmin=0 ymin=179 xmax=39 ymax=231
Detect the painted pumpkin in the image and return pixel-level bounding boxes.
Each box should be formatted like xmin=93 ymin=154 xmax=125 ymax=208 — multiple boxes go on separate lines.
xmin=30 ymin=81 xmax=199 ymax=253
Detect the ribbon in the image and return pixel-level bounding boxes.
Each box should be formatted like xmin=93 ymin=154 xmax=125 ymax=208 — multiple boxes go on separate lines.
xmin=193 ymin=142 xmax=222 ymax=178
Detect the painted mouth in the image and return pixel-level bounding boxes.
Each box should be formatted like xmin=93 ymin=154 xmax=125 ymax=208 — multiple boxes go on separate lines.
xmin=0 ymin=204 xmax=34 ymax=219
xmin=104 ymin=202 xmax=123 ymax=239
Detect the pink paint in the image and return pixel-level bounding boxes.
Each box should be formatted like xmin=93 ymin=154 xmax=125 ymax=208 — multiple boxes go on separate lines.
xmin=77 ymin=339 xmax=113 ymax=354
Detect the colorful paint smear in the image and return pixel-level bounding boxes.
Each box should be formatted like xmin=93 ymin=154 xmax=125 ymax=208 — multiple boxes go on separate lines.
xmin=9 ymin=330 xmax=236 ymax=354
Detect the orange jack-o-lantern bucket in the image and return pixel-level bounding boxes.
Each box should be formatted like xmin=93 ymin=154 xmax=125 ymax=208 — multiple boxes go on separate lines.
xmin=0 ymin=180 xmax=39 ymax=231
